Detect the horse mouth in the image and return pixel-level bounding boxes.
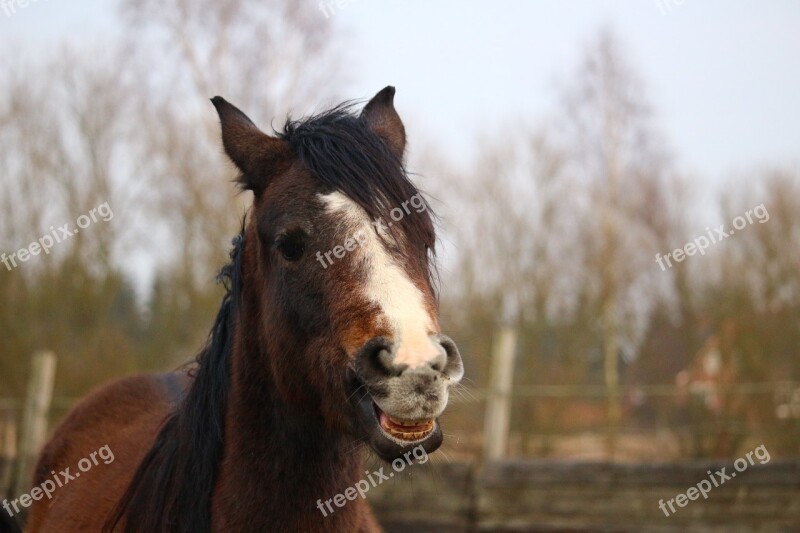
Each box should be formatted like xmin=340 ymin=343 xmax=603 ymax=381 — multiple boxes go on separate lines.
xmin=353 ymin=386 xmax=443 ymax=460
xmin=375 ymin=404 xmax=435 ymax=441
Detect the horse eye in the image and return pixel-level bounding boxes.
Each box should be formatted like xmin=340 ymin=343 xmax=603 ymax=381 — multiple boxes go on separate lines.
xmin=276 ymin=233 xmax=306 ymax=262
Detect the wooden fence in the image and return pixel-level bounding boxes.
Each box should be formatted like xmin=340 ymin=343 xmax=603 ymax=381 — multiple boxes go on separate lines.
xmin=1 ymin=351 xmax=56 ymax=501
xmin=3 ymin=344 xmax=800 ymax=531
xmin=369 ymin=459 xmax=800 ymax=532
xmin=5 ymin=456 xmax=796 ymax=531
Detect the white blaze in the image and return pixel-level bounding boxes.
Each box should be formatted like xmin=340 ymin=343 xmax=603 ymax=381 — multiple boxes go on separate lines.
xmin=320 ymin=192 xmax=441 ymax=368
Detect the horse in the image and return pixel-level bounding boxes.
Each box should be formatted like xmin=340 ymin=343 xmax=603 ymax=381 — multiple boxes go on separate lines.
xmin=22 ymin=86 xmax=464 ymax=532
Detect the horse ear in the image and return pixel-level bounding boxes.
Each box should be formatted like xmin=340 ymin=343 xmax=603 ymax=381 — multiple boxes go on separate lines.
xmin=361 ymin=86 xmax=406 ymax=160
xmin=211 ymin=97 xmax=290 ymax=194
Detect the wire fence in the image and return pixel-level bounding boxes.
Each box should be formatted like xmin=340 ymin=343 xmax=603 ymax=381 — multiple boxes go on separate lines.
xmin=439 ymin=380 xmax=800 ymax=461
xmin=1 ymin=380 xmax=799 ymax=480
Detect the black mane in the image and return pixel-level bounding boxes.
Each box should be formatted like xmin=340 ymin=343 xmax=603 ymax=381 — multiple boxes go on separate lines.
xmin=105 ymin=234 xmax=244 ymax=533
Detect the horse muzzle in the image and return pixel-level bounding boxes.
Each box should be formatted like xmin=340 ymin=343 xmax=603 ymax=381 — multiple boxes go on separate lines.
xmin=352 ymin=334 xmax=463 ymax=460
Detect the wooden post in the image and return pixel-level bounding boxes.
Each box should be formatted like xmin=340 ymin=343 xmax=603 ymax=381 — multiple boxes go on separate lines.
xmin=603 ymin=298 xmax=621 ymax=459
xmin=1 ymin=412 xmax=17 ymax=498
xmin=0 ymin=408 xmax=17 ymax=498
xmin=483 ymin=327 xmax=517 ymax=461
xmin=13 ymin=351 xmax=56 ymax=495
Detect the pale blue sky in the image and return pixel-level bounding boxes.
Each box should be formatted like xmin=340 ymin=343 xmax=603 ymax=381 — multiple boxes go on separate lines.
xmin=341 ymin=0 xmax=800 ymax=186
xmin=3 ymin=0 xmax=799 ymax=187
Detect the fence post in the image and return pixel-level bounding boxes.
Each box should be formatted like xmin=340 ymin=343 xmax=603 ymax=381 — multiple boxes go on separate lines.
xmin=1 ymin=413 xmax=17 ymax=498
xmin=483 ymin=327 xmax=517 ymax=461
xmin=12 ymin=351 xmax=57 ymax=496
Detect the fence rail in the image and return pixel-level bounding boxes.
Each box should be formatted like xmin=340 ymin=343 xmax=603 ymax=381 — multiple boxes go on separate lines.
xmin=369 ymin=459 xmax=800 ymax=532
xmin=2 ymin=344 xmax=799 ymax=530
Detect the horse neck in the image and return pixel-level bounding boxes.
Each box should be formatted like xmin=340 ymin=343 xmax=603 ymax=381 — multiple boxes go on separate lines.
xmin=212 ymin=279 xmax=368 ymax=530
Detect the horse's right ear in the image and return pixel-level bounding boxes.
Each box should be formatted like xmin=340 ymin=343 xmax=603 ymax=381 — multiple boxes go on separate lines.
xmin=211 ymin=97 xmax=290 ymax=195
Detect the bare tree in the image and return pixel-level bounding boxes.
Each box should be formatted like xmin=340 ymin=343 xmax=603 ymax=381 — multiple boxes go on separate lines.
xmin=556 ymin=29 xmax=684 ymax=454
xmin=0 ymin=0 xmax=347 ymax=393
xmin=118 ymin=0 xmax=347 ymax=319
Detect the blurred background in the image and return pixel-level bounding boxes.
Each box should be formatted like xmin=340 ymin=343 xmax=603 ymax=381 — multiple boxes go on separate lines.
xmin=1 ymin=1 xmax=799 ymax=531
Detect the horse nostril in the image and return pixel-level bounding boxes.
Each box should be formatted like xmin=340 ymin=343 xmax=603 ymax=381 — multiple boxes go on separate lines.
xmin=428 ymin=345 xmax=447 ymax=373
xmin=355 ymin=335 xmax=463 ymax=382
xmin=355 ymin=337 xmax=399 ymax=380
xmin=377 ymin=347 xmax=407 ymax=377
xmin=438 ymin=335 xmax=464 ymax=381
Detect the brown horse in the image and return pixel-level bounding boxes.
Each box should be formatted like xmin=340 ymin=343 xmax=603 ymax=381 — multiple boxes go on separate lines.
xmin=22 ymin=87 xmax=463 ymax=532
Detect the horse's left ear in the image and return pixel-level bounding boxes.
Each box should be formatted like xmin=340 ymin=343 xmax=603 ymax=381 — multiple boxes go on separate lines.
xmin=211 ymin=96 xmax=291 ymax=195
xmin=361 ymin=86 xmax=406 ymax=160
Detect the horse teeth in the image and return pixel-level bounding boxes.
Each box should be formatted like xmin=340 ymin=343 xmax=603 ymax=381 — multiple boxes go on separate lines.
xmin=383 ymin=420 xmax=434 ymax=440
